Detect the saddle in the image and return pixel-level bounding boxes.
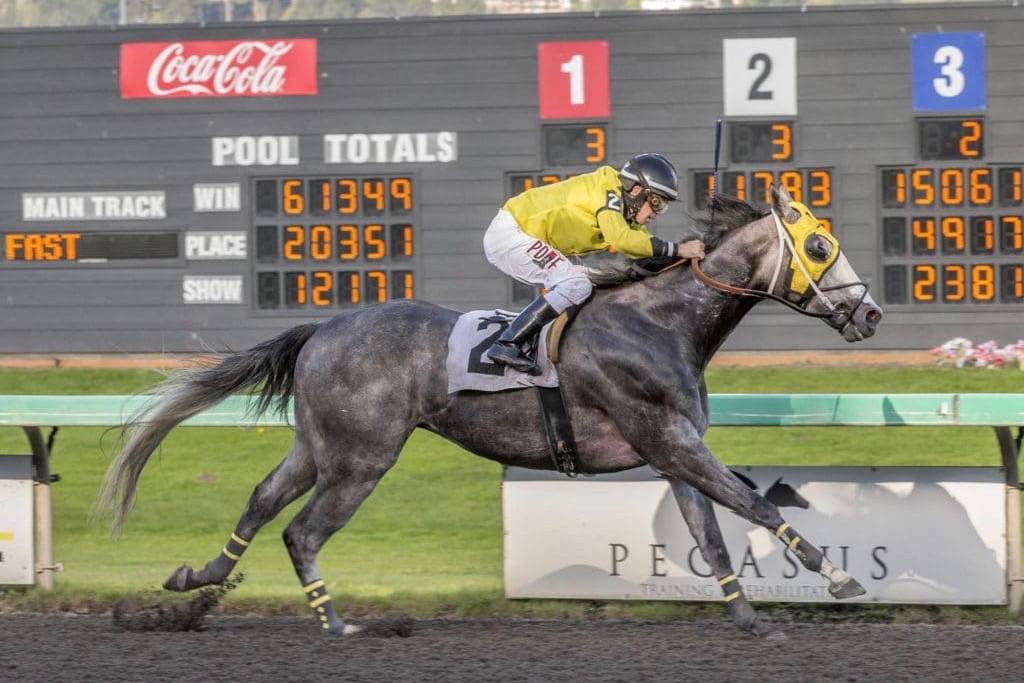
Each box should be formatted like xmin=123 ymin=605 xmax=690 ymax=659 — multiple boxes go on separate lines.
xmin=546 ymin=252 xmax=679 ymax=362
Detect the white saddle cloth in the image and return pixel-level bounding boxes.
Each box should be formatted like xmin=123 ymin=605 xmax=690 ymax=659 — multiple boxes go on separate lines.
xmin=445 ymin=309 xmax=560 ymax=395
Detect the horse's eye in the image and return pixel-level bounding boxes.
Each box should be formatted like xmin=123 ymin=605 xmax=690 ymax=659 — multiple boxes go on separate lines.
xmin=805 ymin=234 xmax=833 ymax=263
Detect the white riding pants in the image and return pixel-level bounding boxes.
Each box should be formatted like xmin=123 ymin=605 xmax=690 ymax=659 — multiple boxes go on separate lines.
xmin=483 ymin=210 xmax=593 ymax=313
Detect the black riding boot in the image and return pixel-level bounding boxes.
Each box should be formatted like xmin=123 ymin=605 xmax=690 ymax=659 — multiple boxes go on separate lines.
xmin=486 ymin=296 xmax=560 ymax=375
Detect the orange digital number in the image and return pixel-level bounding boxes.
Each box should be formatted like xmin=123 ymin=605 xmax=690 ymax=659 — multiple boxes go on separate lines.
xmin=541 ymin=174 xmax=562 ymax=185
xmin=808 ymin=169 xmax=831 ymax=208
xmin=390 ymin=177 xmax=413 ymax=212
xmin=337 ymin=178 xmax=358 ymax=214
xmin=818 ymin=217 xmax=833 ymax=234
xmin=969 ymin=168 xmax=992 ymax=206
xmin=892 ymin=170 xmax=907 ymax=205
xmin=911 ymin=168 xmax=935 ymax=205
xmin=1008 ymin=266 xmax=1024 ymax=299
xmin=913 ymin=264 xmax=937 ymax=302
xmin=364 ymin=224 xmax=386 ymax=260
xmin=395 ymin=271 xmax=415 ymax=299
xmin=337 ymin=224 xmax=359 ymax=261
xmin=771 ymin=123 xmax=792 ymax=161
xmin=293 ymin=272 xmax=307 ymax=304
xmin=753 ymin=171 xmax=774 ymax=203
xmin=1005 ymin=169 xmax=1023 ymax=204
xmin=960 ymin=120 xmax=982 ymax=158
xmin=283 ymin=179 xmax=305 ymax=215
xmin=1002 ymin=216 xmax=1024 ymax=251
xmin=366 ymin=270 xmax=387 ymax=303
xmin=940 ymin=216 xmax=965 ymax=253
xmin=284 ymin=225 xmax=304 ymax=260
xmin=942 ymin=264 xmax=966 ymax=302
xmin=310 ymin=179 xmax=332 ymax=214
xmin=363 ymin=179 xmax=385 ymax=213
xmin=779 ymin=170 xmax=802 ymax=203
xmin=309 ymin=225 xmax=332 ymax=261
xmin=394 ymin=225 xmax=414 ymax=258
xmin=585 ymin=126 xmax=606 ymax=163
xmin=940 ymin=168 xmax=964 ymax=206
xmin=311 ymin=271 xmax=333 ymax=306
xmin=732 ymin=173 xmax=747 ymax=201
xmin=911 ymin=218 xmax=936 ymax=253
xmin=972 ymin=217 xmax=994 ymax=253
xmin=971 ymin=264 xmax=995 ymax=301
xmin=340 ymin=271 xmax=361 ymax=304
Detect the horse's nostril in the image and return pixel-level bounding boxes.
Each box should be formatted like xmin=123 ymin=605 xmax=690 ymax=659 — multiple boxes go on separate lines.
xmin=865 ymin=309 xmax=882 ymax=324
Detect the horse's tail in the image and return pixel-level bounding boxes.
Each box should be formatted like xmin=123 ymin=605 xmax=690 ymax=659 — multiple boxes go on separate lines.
xmin=96 ymin=321 xmax=322 ymax=534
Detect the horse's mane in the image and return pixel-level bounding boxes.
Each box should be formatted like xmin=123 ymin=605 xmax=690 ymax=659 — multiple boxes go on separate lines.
xmin=691 ymin=194 xmax=769 ymax=251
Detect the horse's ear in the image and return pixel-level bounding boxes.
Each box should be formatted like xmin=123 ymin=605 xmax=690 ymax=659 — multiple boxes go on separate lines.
xmin=771 ymin=185 xmax=800 ymax=223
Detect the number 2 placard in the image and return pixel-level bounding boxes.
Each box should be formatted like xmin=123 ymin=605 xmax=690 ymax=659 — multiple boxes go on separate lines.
xmin=537 ymin=41 xmax=609 ymax=120
xmin=723 ymin=38 xmax=797 ymax=116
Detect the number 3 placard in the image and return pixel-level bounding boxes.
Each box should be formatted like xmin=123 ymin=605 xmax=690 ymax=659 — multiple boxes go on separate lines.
xmin=912 ymin=32 xmax=985 ymax=112
xmin=537 ymin=41 xmax=609 ymax=120
xmin=723 ymin=38 xmax=797 ymax=116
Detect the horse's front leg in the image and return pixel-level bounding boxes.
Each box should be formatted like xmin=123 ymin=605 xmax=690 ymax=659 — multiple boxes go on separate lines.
xmin=640 ymin=421 xmax=866 ymax=601
xmin=669 ymin=479 xmax=782 ymax=639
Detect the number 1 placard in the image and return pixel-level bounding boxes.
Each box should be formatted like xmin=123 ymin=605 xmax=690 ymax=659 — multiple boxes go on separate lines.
xmin=723 ymin=38 xmax=797 ymax=116
xmin=537 ymin=41 xmax=609 ymax=120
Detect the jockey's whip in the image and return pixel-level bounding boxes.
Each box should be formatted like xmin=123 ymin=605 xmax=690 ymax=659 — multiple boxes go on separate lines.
xmin=710 ymin=118 xmax=722 ymax=226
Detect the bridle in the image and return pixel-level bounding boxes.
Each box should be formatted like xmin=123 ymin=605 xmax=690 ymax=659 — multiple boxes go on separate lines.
xmin=686 ymin=208 xmax=870 ymax=331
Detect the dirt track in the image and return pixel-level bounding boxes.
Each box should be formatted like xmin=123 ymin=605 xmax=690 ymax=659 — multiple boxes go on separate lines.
xmin=2 ymin=613 xmax=1020 ymax=682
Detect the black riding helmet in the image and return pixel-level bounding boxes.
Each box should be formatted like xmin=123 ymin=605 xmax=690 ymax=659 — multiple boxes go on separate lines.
xmin=620 ymin=153 xmax=679 ymax=222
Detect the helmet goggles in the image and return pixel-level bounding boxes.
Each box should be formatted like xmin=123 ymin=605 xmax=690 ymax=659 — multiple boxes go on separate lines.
xmin=646 ymin=191 xmax=670 ymax=214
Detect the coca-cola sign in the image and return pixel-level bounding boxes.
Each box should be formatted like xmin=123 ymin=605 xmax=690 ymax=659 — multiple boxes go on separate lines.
xmin=120 ymin=38 xmax=317 ymax=99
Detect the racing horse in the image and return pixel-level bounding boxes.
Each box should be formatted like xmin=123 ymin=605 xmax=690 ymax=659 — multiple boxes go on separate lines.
xmin=98 ymin=185 xmax=882 ymax=638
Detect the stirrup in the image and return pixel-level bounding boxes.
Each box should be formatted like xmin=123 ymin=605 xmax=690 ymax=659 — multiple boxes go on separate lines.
xmin=487 ymin=341 xmax=541 ymax=375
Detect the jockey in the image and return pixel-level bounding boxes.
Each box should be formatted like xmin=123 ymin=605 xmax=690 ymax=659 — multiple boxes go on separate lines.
xmin=483 ymin=153 xmax=706 ymax=374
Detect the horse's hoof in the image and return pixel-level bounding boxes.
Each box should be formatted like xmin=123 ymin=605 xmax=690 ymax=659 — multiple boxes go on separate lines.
xmin=829 ymin=575 xmax=867 ymax=599
xmin=163 ymin=565 xmax=194 ymax=592
xmin=747 ymin=619 xmax=785 ymax=640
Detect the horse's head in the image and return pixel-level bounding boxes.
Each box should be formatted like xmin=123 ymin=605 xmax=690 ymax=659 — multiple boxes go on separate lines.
xmin=766 ymin=185 xmax=882 ymax=341
xmin=697 ymin=186 xmax=882 ymax=342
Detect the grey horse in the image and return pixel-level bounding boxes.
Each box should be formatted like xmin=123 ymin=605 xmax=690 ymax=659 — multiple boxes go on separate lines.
xmin=98 ymin=186 xmax=883 ymax=638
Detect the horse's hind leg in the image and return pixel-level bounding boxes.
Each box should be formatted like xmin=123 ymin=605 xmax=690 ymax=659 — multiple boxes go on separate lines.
xmin=669 ymin=479 xmax=782 ymax=639
xmin=164 ymin=443 xmax=316 ymax=592
xmin=281 ymin=455 xmax=398 ymax=634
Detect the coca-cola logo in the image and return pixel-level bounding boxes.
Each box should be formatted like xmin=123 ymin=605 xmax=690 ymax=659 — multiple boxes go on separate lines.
xmin=120 ymin=38 xmax=318 ymax=99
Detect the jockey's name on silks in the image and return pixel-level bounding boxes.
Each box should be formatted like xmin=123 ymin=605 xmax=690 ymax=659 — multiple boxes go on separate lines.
xmin=502 ymin=166 xmax=657 ymax=259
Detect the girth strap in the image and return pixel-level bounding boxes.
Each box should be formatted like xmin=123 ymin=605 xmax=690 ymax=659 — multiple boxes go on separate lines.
xmin=536 ymin=386 xmax=579 ymax=477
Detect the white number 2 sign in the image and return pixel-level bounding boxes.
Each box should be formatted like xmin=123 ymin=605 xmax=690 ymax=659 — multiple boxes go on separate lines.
xmin=722 ymin=38 xmax=797 ymax=116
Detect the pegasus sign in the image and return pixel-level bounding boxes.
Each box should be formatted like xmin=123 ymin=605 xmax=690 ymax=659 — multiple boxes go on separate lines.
xmin=120 ymin=39 xmax=318 ymax=99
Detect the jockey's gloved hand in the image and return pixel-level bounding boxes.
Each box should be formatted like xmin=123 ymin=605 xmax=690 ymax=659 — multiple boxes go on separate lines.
xmin=671 ymin=240 xmax=706 ymax=260
xmin=651 ymin=237 xmax=706 ymax=260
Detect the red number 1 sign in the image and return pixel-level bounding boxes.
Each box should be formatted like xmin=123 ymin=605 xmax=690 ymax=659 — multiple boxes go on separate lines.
xmin=537 ymin=41 xmax=609 ymax=120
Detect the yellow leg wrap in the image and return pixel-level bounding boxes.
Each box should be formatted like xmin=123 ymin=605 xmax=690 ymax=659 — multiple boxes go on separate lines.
xmin=788 ymin=536 xmax=801 ymax=552
xmin=303 ymin=579 xmax=325 ymax=594
xmin=724 ymin=591 xmax=742 ymax=602
xmin=230 ymin=533 xmax=250 ymax=547
xmin=718 ymin=574 xmax=737 ymax=586
xmin=775 ymin=522 xmax=790 ymax=539
xmin=309 ymin=594 xmax=330 ymax=609
xmin=221 ymin=547 xmax=241 ymax=561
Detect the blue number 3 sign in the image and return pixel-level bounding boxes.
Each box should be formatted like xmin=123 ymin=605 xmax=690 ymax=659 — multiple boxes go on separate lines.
xmin=912 ymin=32 xmax=985 ymax=111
